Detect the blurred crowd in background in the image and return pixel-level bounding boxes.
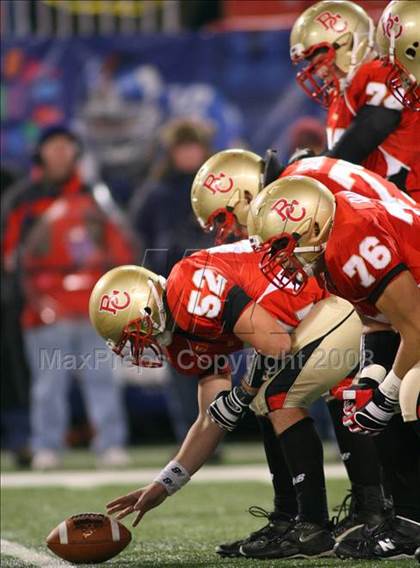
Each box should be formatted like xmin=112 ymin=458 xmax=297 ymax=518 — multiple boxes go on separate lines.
xmin=1 ymin=0 xmax=387 ymax=469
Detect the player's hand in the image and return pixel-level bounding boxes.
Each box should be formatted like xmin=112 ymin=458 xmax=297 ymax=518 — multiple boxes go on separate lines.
xmin=207 ymin=386 xmax=252 ymax=432
xmin=342 ymin=383 xmax=397 ymax=435
xmin=106 ymin=482 xmax=168 ymax=527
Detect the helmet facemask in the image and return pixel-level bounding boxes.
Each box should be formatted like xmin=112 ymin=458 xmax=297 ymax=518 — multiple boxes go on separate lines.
xmin=258 ymin=233 xmax=307 ymax=295
xmin=110 ymin=279 xmax=167 ymax=368
xmin=205 ymin=208 xmax=246 ymax=245
xmin=111 ymin=312 xmax=163 ymax=368
xmin=256 ymin=232 xmax=324 ymax=295
xmin=294 ymin=44 xmax=341 ymax=107
xmin=204 ymin=190 xmax=255 ymax=244
xmin=386 ymin=65 xmax=419 ymax=111
xmin=377 ymin=1 xmax=420 ymax=112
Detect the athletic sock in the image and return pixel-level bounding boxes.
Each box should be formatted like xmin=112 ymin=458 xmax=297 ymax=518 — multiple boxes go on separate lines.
xmin=374 ymin=414 xmax=420 ymax=522
xmin=358 ymin=330 xmax=419 ymax=519
xmin=257 ymin=416 xmax=297 ymax=518
xmin=327 ymin=398 xmax=382 ymax=486
xmin=278 ymin=416 xmax=329 ymax=527
xmin=410 ymin=420 xmax=420 ymax=439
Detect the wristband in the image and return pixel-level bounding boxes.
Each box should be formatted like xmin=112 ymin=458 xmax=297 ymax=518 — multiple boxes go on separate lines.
xmin=153 ymin=460 xmax=191 ymax=496
xmin=379 ymin=369 xmax=401 ymax=401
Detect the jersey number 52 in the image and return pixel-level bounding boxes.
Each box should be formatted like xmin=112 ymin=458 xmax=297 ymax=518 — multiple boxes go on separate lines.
xmin=187 ymin=268 xmax=227 ymax=318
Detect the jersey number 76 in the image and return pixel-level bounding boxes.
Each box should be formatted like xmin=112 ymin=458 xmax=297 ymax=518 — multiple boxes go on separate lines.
xmin=343 ymin=236 xmax=391 ymax=288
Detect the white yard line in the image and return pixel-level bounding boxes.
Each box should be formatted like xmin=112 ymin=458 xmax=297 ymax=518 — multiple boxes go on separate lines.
xmin=1 ymin=463 xmax=346 ymax=489
xmin=1 ymin=538 xmax=67 ymax=567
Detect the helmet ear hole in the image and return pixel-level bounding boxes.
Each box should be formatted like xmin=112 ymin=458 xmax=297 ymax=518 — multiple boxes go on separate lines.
xmin=144 ymin=306 xmax=152 ymax=315
xmin=314 ymin=222 xmax=321 ymax=237
xmin=405 ymin=46 xmax=416 ymax=59
xmin=306 ymin=45 xmax=329 ymax=62
xmin=272 ymin=236 xmax=292 ymax=252
xmin=244 ymin=190 xmax=253 ymax=204
xmin=214 ymin=211 xmax=227 ymax=223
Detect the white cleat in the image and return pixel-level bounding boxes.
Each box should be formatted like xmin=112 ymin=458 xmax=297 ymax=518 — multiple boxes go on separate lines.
xmin=31 ymin=450 xmax=61 ymax=470
xmin=97 ymin=447 xmax=130 ymax=468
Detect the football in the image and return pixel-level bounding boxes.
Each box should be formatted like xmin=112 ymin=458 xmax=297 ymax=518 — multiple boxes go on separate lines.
xmin=46 ymin=513 xmax=132 ymax=564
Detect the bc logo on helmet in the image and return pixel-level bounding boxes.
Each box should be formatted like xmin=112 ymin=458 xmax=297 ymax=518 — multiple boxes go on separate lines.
xmin=203 ymin=173 xmax=234 ymax=194
xmin=383 ymin=13 xmax=403 ymax=40
xmin=271 ymin=198 xmax=306 ymax=222
xmin=315 ymin=11 xmax=348 ymax=33
xmin=99 ymin=290 xmax=131 ymax=315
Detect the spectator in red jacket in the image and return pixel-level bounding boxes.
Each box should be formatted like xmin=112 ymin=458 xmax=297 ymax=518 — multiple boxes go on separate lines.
xmin=2 ymin=125 xmax=134 ymax=469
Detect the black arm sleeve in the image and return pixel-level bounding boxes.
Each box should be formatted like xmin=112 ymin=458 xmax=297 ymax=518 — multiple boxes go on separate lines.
xmin=263 ymin=149 xmax=284 ymax=186
xmin=360 ymin=330 xmax=401 ymax=373
xmin=325 ymin=104 xmax=402 ymax=164
xmin=221 ymin=285 xmax=252 ymax=333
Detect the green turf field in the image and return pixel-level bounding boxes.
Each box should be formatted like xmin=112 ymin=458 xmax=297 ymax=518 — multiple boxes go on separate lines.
xmin=0 ymin=442 xmax=341 ymax=471
xmin=1 ymin=477 xmax=417 ymax=568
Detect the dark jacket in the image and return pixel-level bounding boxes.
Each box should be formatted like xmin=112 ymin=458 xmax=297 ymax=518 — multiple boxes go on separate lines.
xmin=131 ymin=170 xmax=214 ymax=277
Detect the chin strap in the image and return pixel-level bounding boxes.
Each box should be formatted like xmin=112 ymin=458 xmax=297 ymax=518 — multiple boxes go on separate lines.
xmin=294 ymin=245 xmax=323 ymax=254
xmin=295 ymin=244 xmax=326 ymax=278
xmin=348 ymin=17 xmax=375 ymax=80
xmin=389 ymin=38 xmax=396 ymax=66
xmin=147 ymin=278 xmax=167 ymax=333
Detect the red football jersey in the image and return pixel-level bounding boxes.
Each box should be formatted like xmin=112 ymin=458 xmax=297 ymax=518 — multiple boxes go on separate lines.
xmin=164 ymin=240 xmax=326 ymax=375
xmin=323 ymin=192 xmax=420 ymax=322
xmin=282 ymin=156 xmax=417 ymax=208
xmin=326 ymin=59 xmax=420 ymax=200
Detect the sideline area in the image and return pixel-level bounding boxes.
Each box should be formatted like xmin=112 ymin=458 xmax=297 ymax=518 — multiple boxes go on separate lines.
xmin=1 ymin=463 xmax=346 ymax=488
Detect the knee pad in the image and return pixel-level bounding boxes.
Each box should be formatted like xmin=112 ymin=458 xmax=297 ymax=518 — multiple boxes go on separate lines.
xmin=399 ymin=363 xmax=420 ymax=423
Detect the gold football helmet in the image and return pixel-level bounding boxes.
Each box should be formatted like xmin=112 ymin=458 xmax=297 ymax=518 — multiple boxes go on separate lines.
xmin=376 ymin=0 xmax=420 ymax=111
xmin=247 ymin=176 xmax=336 ymax=293
xmin=89 ymin=265 xmax=167 ymax=367
xmin=290 ymin=0 xmax=374 ymax=106
xmin=191 ymin=149 xmax=264 ymax=244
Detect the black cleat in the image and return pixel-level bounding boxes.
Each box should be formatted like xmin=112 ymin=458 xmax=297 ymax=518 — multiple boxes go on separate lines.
xmin=373 ymin=516 xmax=420 ymax=559
xmin=240 ymin=519 xmax=335 ymax=559
xmin=414 ymin=546 xmax=420 ymax=562
xmin=335 ymin=515 xmax=420 ymax=560
xmin=215 ymin=506 xmax=293 ymax=558
xmin=332 ymin=484 xmax=388 ymax=541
